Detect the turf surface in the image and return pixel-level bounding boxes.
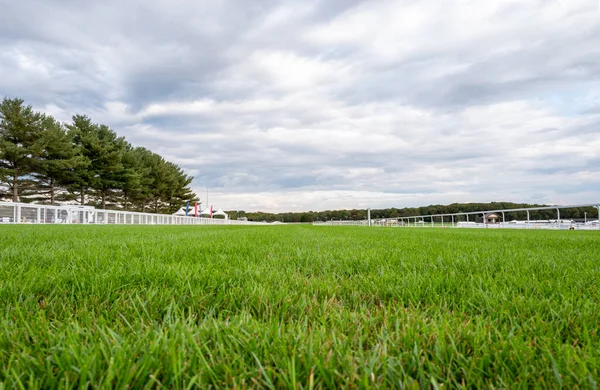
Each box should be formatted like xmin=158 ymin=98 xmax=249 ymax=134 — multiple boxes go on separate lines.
xmin=0 ymin=225 xmax=599 ymax=388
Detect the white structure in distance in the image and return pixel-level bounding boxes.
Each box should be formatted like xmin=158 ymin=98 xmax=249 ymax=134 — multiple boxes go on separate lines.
xmin=172 ymin=206 xmax=229 ymax=219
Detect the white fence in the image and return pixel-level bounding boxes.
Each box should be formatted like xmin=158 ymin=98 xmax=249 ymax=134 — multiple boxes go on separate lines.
xmin=453 ymin=221 xmax=598 ymax=230
xmin=0 ymin=202 xmax=265 ymax=225
xmin=313 ymin=220 xmax=369 ymax=227
xmin=314 ymin=203 xmax=600 ymax=231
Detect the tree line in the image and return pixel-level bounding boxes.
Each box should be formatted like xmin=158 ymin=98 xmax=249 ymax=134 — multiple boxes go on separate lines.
xmin=235 ymin=202 xmax=598 ymax=223
xmin=0 ymin=97 xmax=196 ymax=213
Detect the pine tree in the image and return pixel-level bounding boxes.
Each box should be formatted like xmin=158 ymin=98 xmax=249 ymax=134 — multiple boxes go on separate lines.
xmin=90 ymin=124 xmax=127 ymax=209
xmin=0 ymin=97 xmax=44 ymax=202
xmin=166 ymin=162 xmax=196 ymax=213
xmin=116 ymin=146 xmax=146 ymax=211
xmin=65 ymin=115 xmax=96 ymax=205
xmin=67 ymin=116 xmax=126 ymax=208
xmin=146 ymin=153 xmax=171 ymax=213
xmin=29 ymin=116 xmax=87 ymax=204
xmin=1 ymin=97 xmax=197 ymax=212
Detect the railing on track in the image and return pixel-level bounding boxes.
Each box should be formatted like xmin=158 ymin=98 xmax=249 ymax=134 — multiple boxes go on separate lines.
xmin=314 ymin=203 xmax=600 ymax=230
xmin=0 ymin=202 xmax=266 ymax=225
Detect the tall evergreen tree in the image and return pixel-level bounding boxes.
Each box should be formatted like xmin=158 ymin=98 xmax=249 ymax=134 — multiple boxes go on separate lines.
xmin=29 ymin=116 xmax=87 ymax=204
xmin=165 ymin=162 xmax=196 ymax=213
xmin=1 ymin=97 xmax=198 ymax=212
xmin=146 ymin=153 xmax=171 ymax=213
xmin=67 ymin=116 xmax=126 ymax=208
xmin=90 ymin=124 xmax=127 ymax=209
xmin=118 ymin=146 xmax=151 ymax=211
xmin=135 ymin=148 xmax=159 ymax=212
xmin=65 ymin=115 xmax=95 ymax=205
xmin=0 ymin=97 xmax=44 ymax=202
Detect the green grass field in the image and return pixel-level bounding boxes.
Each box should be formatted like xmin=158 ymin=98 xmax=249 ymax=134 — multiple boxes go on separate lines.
xmin=0 ymin=225 xmax=599 ymax=388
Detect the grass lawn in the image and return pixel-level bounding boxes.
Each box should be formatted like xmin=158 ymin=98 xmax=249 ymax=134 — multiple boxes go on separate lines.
xmin=0 ymin=225 xmax=599 ymax=388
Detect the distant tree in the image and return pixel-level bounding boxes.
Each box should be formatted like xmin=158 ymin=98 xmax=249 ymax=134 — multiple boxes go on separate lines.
xmin=90 ymin=124 xmax=127 ymax=209
xmin=146 ymin=153 xmax=171 ymax=213
xmin=132 ymin=149 xmax=163 ymax=212
xmin=163 ymin=162 xmax=196 ymax=213
xmin=66 ymin=116 xmax=127 ymax=208
xmin=0 ymin=96 xmax=198 ymax=213
xmin=29 ymin=116 xmax=87 ymax=204
xmin=118 ymin=146 xmax=150 ymax=211
xmin=65 ymin=115 xmax=96 ymax=205
xmin=0 ymin=97 xmax=44 ymax=202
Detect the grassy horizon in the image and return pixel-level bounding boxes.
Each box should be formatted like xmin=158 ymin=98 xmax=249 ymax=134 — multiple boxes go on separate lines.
xmin=1 ymin=225 xmax=599 ymax=388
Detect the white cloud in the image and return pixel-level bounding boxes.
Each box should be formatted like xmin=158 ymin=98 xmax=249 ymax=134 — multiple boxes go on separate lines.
xmin=1 ymin=0 xmax=599 ymax=211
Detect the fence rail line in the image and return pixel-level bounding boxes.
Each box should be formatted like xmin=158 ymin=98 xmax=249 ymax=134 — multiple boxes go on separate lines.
xmin=0 ymin=202 xmax=266 ymax=225
xmin=314 ymin=203 xmax=600 ymax=230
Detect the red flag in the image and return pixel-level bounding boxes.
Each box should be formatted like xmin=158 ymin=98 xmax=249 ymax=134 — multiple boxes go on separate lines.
xmin=194 ymin=202 xmax=198 ymax=217
xmin=210 ymin=206 xmax=213 ymax=218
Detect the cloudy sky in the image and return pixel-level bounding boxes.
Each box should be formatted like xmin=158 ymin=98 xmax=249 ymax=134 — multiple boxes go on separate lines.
xmin=1 ymin=0 xmax=599 ymax=212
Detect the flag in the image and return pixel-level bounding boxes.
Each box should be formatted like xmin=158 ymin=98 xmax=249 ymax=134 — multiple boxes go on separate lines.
xmin=210 ymin=205 xmax=213 ymax=218
xmin=185 ymin=202 xmax=190 ymax=216
xmin=194 ymin=202 xmax=198 ymax=218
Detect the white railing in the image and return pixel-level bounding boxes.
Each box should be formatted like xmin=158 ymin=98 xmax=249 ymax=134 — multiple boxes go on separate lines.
xmin=313 ymin=220 xmax=369 ymax=226
xmin=313 ymin=203 xmax=600 ymax=230
xmin=453 ymin=221 xmax=599 ymax=230
xmin=0 ymin=202 xmax=267 ymax=225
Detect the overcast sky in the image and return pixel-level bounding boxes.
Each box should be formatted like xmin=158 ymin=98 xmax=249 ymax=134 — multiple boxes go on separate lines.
xmin=1 ymin=0 xmax=599 ymax=212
